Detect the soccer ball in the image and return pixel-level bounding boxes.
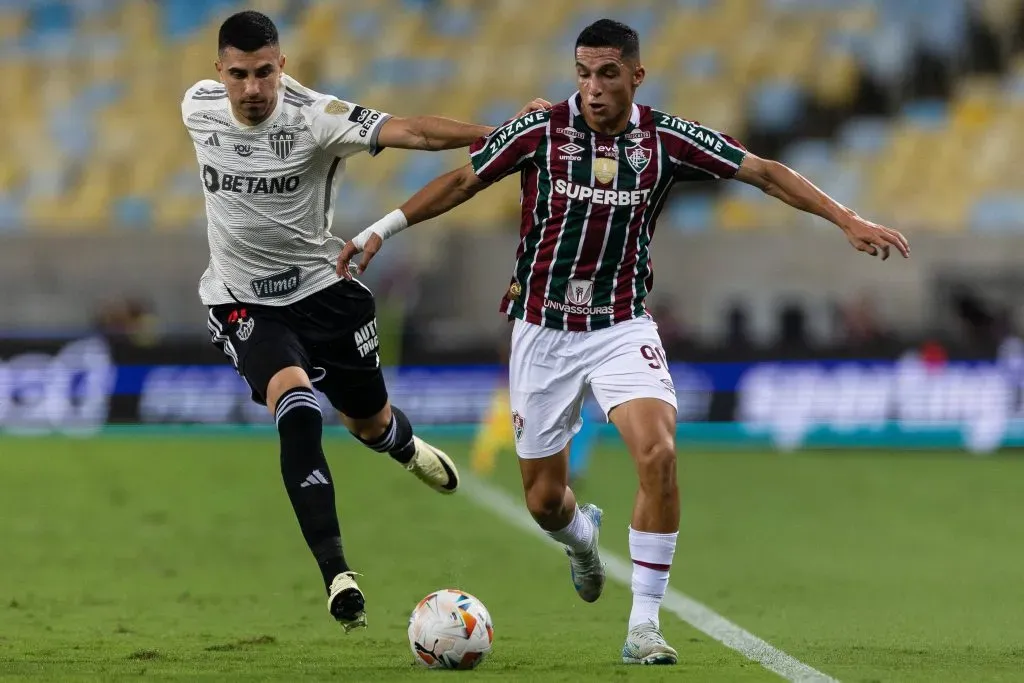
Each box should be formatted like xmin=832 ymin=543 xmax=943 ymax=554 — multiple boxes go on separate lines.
xmin=408 ymin=589 xmax=494 ymax=670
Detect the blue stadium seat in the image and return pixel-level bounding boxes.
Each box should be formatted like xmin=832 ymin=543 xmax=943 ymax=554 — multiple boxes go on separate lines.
xmin=666 ymin=194 xmax=714 ymax=233
xmin=114 ymin=196 xmax=153 ymax=228
xmin=969 ymin=195 xmax=1024 ymax=233
xmin=749 ymin=81 xmax=805 ymax=133
xmin=901 ymin=99 xmax=948 ymax=129
xmin=839 ymin=117 xmax=891 ymax=155
xmin=0 ymin=194 xmax=24 ymax=233
xmin=348 ymin=10 xmax=382 ymax=37
xmin=781 ymin=139 xmax=836 ymax=178
xmin=432 ymin=7 xmax=476 ymax=37
xmin=49 ymin=109 xmax=93 ymax=162
xmin=397 ymin=153 xmax=448 ymax=195
xmin=29 ymin=1 xmax=73 ymax=35
xmin=477 ymin=100 xmax=523 ymax=127
xmin=684 ymin=49 xmax=722 ymax=80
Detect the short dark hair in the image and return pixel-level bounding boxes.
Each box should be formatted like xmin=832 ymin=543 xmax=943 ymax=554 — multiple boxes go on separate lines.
xmin=218 ymin=11 xmax=279 ymax=53
xmin=575 ymin=19 xmax=640 ymax=61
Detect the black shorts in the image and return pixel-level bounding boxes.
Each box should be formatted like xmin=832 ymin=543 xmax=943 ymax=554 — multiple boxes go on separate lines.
xmin=207 ymin=279 xmax=387 ymax=419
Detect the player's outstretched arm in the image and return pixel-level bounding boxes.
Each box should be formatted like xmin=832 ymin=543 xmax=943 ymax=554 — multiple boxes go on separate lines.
xmin=376 ymin=99 xmax=551 ymax=151
xmin=337 ymin=164 xmax=489 ymax=278
xmin=734 ymin=154 xmax=910 ymax=260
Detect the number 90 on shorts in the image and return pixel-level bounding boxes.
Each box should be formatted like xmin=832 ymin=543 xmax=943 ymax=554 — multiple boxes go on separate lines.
xmin=507 ymin=316 xmax=679 ymax=459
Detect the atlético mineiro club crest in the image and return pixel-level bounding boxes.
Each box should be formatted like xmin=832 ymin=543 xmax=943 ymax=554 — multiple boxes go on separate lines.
xmin=626 ymin=143 xmax=651 ymax=174
xmin=512 ymin=411 xmax=525 ymax=441
xmin=268 ymin=129 xmax=295 ymax=160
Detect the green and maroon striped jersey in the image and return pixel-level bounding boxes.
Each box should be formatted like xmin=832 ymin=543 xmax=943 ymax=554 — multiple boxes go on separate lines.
xmin=469 ymin=93 xmax=747 ymax=332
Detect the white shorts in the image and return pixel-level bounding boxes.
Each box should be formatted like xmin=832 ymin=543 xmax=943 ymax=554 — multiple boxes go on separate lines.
xmin=508 ymin=315 xmax=678 ymax=459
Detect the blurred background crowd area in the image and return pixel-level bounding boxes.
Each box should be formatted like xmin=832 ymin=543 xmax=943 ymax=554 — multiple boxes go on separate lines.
xmin=1 ymin=0 xmax=1024 ymax=361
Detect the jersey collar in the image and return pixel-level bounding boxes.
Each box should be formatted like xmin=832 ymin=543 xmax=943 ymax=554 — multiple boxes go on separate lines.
xmin=568 ymin=91 xmax=640 ymax=135
xmin=226 ymin=80 xmax=286 ymax=130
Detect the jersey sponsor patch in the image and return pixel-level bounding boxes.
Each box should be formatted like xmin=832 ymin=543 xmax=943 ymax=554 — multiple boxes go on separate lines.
xmin=251 ymin=267 xmax=301 ymax=299
xmin=353 ymin=319 xmax=380 ymax=359
xmin=542 ymin=299 xmax=614 ymax=316
xmin=593 ymin=157 xmax=617 ymax=185
xmin=348 ymin=105 xmax=385 ymax=139
xmin=325 ymin=100 xmax=349 ymax=115
xmin=557 ymin=142 xmax=583 ymax=161
xmin=202 ymin=166 xmax=301 ymax=194
xmin=566 ymin=279 xmax=594 ymax=307
xmin=553 ymin=179 xmax=652 ymax=206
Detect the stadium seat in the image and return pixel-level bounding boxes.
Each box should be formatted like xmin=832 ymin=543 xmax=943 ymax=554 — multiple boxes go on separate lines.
xmin=6 ymin=0 xmax=1024 ymax=234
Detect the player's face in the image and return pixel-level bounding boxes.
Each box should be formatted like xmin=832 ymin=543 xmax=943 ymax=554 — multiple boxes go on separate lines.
xmin=216 ymin=45 xmax=285 ymax=125
xmin=575 ymin=46 xmax=645 ymax=134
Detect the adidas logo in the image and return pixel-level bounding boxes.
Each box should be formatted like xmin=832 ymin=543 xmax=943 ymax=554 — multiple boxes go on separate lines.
xmin=300 ymin=469 xmax=330 ymax=488
xmin=204 ymin=132 xmax=220 ymax=147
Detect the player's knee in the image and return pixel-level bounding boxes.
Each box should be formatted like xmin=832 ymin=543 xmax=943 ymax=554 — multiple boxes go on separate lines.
xmin=634 ymin=439 xmax=677 ymax=494
xmin=266 ymin=366 xmax=313 ymax=414
xmin=524 ymin=480 xmax=567 ymax=524
xmin=342 ymin=403 xmax=392 ymax=441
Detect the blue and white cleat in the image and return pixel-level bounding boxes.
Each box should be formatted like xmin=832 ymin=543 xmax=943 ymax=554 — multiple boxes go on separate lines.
xmin=566 ymin=503 xmax=605 ymax=603
xmin=622 ymin=620 xmax=678 ymax=665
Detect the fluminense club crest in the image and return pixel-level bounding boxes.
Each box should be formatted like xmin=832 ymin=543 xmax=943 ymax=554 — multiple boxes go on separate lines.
xmin=512 ymin=411 xmax=525 ymax=441
xmin=625 ymin=142 xmax=651 ymax=174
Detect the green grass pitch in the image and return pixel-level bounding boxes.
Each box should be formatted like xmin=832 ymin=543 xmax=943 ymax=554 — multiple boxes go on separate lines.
xmin=2 ymin=432 xmax=1024 ymax=681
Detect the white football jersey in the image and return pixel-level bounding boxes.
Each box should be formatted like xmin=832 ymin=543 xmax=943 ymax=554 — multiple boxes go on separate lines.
xmin=181 ymin=74 xmax=390 ymax=306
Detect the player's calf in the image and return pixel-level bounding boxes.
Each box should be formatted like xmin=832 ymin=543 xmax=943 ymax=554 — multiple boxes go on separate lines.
xmin=348 ymin=405 xmax=458 ymax=493
xmin=521 ymin=455 xmax=605 ymax=601
xmin=274 ymin=385 xmax=359 ymax=623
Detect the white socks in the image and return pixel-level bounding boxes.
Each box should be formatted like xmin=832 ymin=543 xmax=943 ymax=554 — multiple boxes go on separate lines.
xmin=628 ymin=527 xmax=678 ymax=629
xmin=545 ymin=505 xmax=595 ymax=553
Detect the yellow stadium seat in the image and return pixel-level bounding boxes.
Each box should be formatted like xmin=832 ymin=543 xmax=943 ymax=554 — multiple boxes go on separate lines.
xmin=0 ymin=9 xmax=26 ymax=44
xmin=716 ymin=197 xmax=764 ymax=231
xmin=0 ymin=159 xmax=21 ymax=194
xmin=814 ymin=52 xmax=860 ymax=108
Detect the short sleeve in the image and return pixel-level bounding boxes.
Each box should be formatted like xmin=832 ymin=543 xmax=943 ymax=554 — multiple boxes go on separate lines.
xmin=657 ymin=115 xmax=747 ymax=181
xmin=304 ymin=99 xmax=392 ymax=159
xmin=469 ymin=111 xmax=549 ymax=183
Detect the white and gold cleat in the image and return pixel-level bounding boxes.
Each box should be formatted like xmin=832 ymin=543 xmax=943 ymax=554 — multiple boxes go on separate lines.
xmin=405 ymin=436 xmax=459 ymax=494
xmin=327 ymin=571 xmax=366 ymax=633
xmin=622 ymin=621 xmax=678 ymax=665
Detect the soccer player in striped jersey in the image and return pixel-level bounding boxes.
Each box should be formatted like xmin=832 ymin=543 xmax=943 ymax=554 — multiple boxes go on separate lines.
xmin=340 ymin=19 xmax=909 ymax=662
xmin=184 ymin=11 xmax=549 ymax=635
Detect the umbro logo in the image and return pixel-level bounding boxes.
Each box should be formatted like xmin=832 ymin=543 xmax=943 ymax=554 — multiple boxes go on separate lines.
xmin=558 ymin=142 xmax=584 ymax=161
xmin=300 ymin=469 xmax=330 ymax=488
xmin=204 ymin=133 xmax=220 ymax=147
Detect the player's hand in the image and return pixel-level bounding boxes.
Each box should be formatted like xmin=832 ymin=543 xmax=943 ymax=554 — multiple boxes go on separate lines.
xmin=840 ymin=216 xmax=910 ymax=261
xmin=337 ymin=233 xmax=383 ymax=279
xmin=515 ymin=98 xmax=552 ymax=118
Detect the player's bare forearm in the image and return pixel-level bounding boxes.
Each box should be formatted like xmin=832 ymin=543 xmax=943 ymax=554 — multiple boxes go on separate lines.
xmin=735 ymin=153 xmax=909 ymax=259
xmin=338 ymin=164 xmax=489 ymax=279
xmin=401 ymin=164 xmax=489 ymax=225
xmin=736 ymin=156 xmax=852 ymax=226
xmin=379 ymin=116 xmax=493 ymax=151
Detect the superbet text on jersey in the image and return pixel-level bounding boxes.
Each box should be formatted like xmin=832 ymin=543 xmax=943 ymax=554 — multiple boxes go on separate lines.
xmin=470 ymin=94 xmax=747 ymax=332
xmin=181 ymin=75 xmax=391 ymax=307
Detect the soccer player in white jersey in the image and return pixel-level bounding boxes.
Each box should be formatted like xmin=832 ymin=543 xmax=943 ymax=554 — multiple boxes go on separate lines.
xmin=181 ymin=11 xmax=548 ymax=633
xmin=340 ymin=19 xmax=910 ymax=662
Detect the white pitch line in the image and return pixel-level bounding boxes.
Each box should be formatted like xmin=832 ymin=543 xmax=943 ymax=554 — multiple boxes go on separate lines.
xmin=462 ymin=472 xmax=839 ymax=683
